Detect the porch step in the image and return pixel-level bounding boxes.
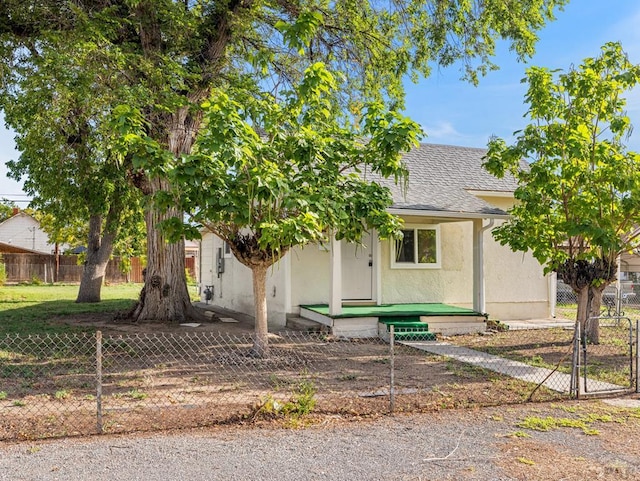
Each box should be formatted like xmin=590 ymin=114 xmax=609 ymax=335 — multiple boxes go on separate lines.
xmin=393 ymin=331 xmax=437 ymax=341
xmin=286 ymin=316 xmax=326 ymax=332
xmin=380 ymin=317 xmax=436 ymax=341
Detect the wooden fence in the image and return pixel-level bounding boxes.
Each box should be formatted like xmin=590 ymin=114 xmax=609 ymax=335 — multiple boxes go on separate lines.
xmin=1 ymin=253 xmax=198 ymax=284
xmin=1 ymin=253 xmax=134 ymax=284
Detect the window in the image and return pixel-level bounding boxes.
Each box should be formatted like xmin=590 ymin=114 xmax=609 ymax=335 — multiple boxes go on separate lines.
xmin=223 ymin=241 xmax=232 ymax=258
xmin=392 ymin=225 xmax=440 ymax=268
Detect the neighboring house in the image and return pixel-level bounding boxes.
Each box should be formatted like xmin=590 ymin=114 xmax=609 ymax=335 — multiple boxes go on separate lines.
xmin=0 ymin=211 xmax=61 ymax=254
xmin=200 ymin=143 xmax=552 ymax=337
xmin=0 ymin=241 xmax=43 ymax=255
xmin=185 ymin=239 xmax=200 ymax=283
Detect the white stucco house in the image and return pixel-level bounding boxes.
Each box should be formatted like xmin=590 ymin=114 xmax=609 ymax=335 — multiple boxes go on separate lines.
xmin=199 ymin=143 xmax=552 ymax=337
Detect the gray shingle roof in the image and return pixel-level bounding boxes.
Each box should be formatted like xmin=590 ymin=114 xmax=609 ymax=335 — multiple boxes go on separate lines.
xmin=369 ymin=143 xmax=519 ymax=216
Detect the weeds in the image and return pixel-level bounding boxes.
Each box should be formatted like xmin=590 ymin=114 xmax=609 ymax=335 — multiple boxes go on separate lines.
xmin=54 ymin=389 xmax=71 ymax=400
xmin=113 ymin=389 xmax=148 ymax=400
xmin=126 ymin=389 xmax=148 ymax=400
xmin=517 ymin=414 xmax=610 ymax=435
xmin=253 ymin=380 xmax=317 ymax=421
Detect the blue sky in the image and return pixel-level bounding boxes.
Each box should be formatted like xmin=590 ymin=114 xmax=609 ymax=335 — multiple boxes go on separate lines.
xmin=1 ymin=0 xmax=640 ymax=202
xmin=404 ymin=0 xmax=640 ymax=149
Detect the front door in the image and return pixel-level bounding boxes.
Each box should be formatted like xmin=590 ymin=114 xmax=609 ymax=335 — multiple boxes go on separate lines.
xmin=341 ymin=232 xmax=373 ymax=300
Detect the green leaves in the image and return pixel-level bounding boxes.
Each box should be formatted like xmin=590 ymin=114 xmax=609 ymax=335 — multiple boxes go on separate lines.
xmin=275 ymin=11 xmax=324 ymax=55
xmin=166 ymin=62 xmax=421 ymax=268
xmin=484 ymin=42 xmax=640 ymax=276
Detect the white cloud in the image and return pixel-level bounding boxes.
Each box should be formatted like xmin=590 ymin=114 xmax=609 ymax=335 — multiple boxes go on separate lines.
xmin=420 ymin=120 xmax=494 ymax=148
xmin=422 ymin=120 xmax=461 ymax=140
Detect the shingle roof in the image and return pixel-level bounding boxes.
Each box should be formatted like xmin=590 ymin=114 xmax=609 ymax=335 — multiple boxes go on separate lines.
xmin=369 ymin=143 xmax=519 ymax=216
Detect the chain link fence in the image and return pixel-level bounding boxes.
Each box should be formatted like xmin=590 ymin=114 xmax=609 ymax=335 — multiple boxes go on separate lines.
xmin=574 ymin=317 xmax=639 ymax=396
xmin=448 ymin=326 xmax=578 ymax=396
xmin=556 ymin=279 xmax=578 ymax=320
xmin=1 ymin=324 xmax=637 ymax=441
xmin=556 ymin=278 xmax=640 ymax=321
xmin=451 ymin=318 xmax=639 ymax=398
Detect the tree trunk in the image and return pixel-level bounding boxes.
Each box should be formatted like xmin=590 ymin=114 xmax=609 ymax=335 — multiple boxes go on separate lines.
xmin=76 ymin=215 xmax=115 ymax=303
xmin=586 ymin=286 xmax=604 ymax=345
xmin=129 ymin=108 xmax=210 ymax=323
xmin=130 ymin=178 xmax=194 ymax=322
xmin=576 ymin=284 xmax=589 ymax=337
xmin=559 ymin=258 xmax=616 ymax=346
xmin=251 ymin=263 xmax=270 ymax=358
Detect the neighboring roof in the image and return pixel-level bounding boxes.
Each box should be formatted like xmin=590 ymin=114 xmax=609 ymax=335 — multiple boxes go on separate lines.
xmin=369 ymin=143 xmax=520 ymax=217
xmin=0 ymin=211 xmax=37 ymax=227
xmin=0 ymin=241 xmax=45 ymax=254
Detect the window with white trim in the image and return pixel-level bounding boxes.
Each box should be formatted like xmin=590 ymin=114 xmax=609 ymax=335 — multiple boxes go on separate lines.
xmin=392 ymin=225 xmax=441 ymax=268
xmin=223 ymin=241 xmax=233 ymax=258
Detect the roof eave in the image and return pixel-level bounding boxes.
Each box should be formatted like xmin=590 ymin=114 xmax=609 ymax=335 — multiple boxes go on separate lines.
xmin=388 ymin=208 xmax=510 ymax=220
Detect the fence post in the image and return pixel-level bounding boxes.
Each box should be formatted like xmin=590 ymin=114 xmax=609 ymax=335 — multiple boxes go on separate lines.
xmin=389 ymin=324 xmax=395 ymax=413
xmin=636 ymin=320 xmax=639 ymax=394
xmin=96 ymin=330 xmax=103 ymax=434
xmin=570 ymin=322 xmax=580 ymax=399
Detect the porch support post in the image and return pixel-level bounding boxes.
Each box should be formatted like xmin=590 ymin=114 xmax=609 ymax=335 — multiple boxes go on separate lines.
xmin=549 ymin=272 xmax=557 ymax=318
xmin=283 ymin=252 xmax=292 ymax=318
xmin=329 ymin=233 xmax=343 ymax=316
xmin=472 ymin=219 xmax=487 ymax=314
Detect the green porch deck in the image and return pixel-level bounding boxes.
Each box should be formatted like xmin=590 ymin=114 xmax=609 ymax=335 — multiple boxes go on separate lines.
xmin=300 ymin=303 xmax=485 ymax=319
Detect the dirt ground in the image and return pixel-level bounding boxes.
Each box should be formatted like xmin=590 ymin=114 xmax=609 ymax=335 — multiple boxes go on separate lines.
xmin=49 ymin=303 xmax=258 ymax=336
xmin=4 ymin=306 xmax=640 ymax=478
xmin=2 ymin=399 xmax=640 ymax=480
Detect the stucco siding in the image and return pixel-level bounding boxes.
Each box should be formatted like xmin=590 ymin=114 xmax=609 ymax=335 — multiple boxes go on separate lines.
xmin=290 ymin=244 xmax=331 ymax=309
xmin=201 ymin=216 xmax=551 ymax=327
xmin=380 ymin=222 xmax=473 ymax=304
xmin=484 ymin=220 xmax=549 ymax=307
xmin=474 ymin=195 xmax=515 ymax=212
xmin=380 ymin=219 xmax=550 ymax=320
xmin=199 ymin=232 xmax=288 ymax=328
xmin=485 ymin=301 xmax=550 ymax=320
xmin=200 ymin=234 xmax=216 ymax=288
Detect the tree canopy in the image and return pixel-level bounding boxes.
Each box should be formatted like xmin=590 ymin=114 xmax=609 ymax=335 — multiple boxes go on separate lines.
xmin=483 ymin=42 xmax=640 ymax=341
xmin=0 ymin=0 xmax=568 ymax=321
xmin=0 ymin=35 xmax=145 ymax=300
xmin=118 ymin=62 xmax=422 ymax=354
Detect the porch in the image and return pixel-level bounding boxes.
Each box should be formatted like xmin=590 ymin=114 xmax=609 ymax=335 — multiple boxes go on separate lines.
xmin=299 ymin=302 xmax=487 ymax=338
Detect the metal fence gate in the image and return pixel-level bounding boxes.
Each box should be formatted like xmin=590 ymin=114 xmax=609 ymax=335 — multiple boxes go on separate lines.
xmin=572 ymin=317 xmax=640 ymax=397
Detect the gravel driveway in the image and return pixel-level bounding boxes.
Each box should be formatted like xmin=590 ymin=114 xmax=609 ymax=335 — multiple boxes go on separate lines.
xmin=2 ymin=400 xmax=639 ymax=481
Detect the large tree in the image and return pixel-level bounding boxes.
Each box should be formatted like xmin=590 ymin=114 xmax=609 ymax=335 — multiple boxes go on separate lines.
xmin=1 ymin=39 xmax=144 ymax=301
xmin=483 ymin=42 xmax=640 ymax=343
xmin=0 ymin=0 xmax=568 ymax=322
xmin=150 ymin=63 xmax=421 ymax=355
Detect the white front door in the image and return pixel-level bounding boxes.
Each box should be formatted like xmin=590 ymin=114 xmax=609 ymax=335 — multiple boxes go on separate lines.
xmin=341 ymin=232 xmax=373 ymax=300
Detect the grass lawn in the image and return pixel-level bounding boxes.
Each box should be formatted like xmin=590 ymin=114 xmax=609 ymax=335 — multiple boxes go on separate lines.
xmin=0 ymin=283 xmax=143 ymax=335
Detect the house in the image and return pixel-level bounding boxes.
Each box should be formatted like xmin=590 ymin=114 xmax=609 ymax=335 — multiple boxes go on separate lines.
xmin=0 ymin=210 xmax=60 ymax=254
xmin=184 ymin=239 xmax=200 ymax=283
xmin=200 ymin=143 xmax=552 ymax=337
